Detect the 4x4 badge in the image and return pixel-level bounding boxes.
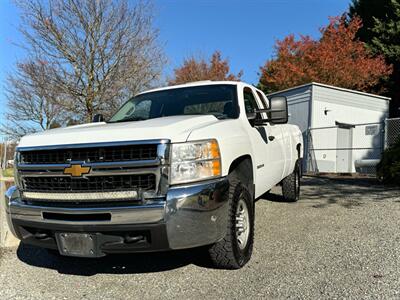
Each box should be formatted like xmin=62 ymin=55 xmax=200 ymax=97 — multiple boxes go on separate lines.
xmin=63 ymin=164 xmax=91 ymax=177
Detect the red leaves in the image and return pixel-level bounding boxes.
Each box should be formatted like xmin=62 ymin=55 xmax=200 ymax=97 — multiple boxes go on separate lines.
xmin=169 ymin=51 xmax=242 ymax=85
xmin=259 ymin=15 xmax=392 ymax=93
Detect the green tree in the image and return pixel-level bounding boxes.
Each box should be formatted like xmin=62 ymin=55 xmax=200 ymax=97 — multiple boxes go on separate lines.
xmin=377 ymin=138 xmax=400 ymax=184
xmin=349 ymin=0 xmax=400 ymax=117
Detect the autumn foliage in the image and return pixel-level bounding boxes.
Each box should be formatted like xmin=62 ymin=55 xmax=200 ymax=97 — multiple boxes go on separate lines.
xmin=259 ymin=15 xmax=392 ymax=93
xmin=169 ymin=51 xmax=242 ymax=85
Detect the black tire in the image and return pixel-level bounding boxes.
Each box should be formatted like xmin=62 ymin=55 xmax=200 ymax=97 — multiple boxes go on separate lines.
xmin=282 ymin=160 xmax=301 ymax=202
xmin=208 ymin=173 xmax=254 ymax=269
xmin=46 ymin=248 xmax=60 ymax=256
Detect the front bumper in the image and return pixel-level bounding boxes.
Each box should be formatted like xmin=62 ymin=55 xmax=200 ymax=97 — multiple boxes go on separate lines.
xmin=5 ymin=177 xmax=229 ymax=255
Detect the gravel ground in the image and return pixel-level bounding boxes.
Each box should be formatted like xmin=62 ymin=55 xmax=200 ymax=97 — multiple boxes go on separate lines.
xmin=1 ymin=177 xmax=400 ymax=299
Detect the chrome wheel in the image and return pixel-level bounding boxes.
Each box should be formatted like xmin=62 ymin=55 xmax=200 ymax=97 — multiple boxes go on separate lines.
xmin=235 ymin=197 xmax=250 ymax=250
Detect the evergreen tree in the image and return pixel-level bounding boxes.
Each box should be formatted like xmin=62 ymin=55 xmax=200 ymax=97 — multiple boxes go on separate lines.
xmin=349 ymin=0 xmax=400 ymax=116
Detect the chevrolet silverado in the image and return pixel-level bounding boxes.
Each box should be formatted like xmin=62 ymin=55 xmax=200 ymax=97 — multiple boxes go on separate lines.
xmin=5 ymin=81 xmax=303 ymax=269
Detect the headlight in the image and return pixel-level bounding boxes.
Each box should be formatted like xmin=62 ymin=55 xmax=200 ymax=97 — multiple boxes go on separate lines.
xmin=170 ymin=139 xmax=221 ymax=185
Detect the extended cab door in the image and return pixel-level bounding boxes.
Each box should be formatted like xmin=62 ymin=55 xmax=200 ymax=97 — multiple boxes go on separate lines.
xmin=242 ymin=87 xmax=285 ymax=197
xmin=255 ymin=90 xmax=286 ymax=187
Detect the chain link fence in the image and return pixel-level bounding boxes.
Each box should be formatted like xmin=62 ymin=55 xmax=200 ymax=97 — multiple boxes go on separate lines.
xmin=385 ymin=117 xmax=400 ymax=148
xmin=306 ymin=118 xmax=400 ymax=176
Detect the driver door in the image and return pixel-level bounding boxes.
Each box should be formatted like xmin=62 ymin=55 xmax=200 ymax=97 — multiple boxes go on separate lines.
xmin=243 ymin=87 xmax=284 ymax=196
xmin=255 ymin=90 xmax=285 ymax=186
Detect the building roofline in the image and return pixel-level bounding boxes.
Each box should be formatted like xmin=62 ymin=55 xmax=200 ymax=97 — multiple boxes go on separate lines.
xmin=267 ymin=82 xmax=391 ymax=101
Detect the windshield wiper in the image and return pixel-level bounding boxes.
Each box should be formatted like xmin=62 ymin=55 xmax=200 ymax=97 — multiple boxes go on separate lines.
xmin=108 ymin=116 xmax=148 ymax=123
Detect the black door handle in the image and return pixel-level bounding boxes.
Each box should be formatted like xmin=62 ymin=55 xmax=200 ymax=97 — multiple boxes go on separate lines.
xmin=268 ymin=136 xmax=275 ymax=141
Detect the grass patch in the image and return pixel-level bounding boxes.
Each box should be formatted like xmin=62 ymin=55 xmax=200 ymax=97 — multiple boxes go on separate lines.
xmin=2 ymin=168 xmax=14 ymax=178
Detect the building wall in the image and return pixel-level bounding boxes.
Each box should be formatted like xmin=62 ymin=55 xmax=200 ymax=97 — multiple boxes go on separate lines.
xmin=269 ymin=83 xmax=390 ymax=173
xmin=268 ymin=85 xmax=311 ymax=170
xmin=311 ymin=85 xmax=389 ymax=127
xmin=311 ymin=85 xmax=389 ymax=172
xmin=285 ymin=86 xmax=312 ymax=134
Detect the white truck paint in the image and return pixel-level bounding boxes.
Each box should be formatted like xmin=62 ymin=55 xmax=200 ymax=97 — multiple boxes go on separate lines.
xmin=6 ymin=81 xmax=302 ymax=269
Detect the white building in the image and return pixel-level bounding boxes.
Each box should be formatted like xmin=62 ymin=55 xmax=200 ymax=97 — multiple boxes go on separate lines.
xmin=268 ymin=82 xmax=390 ymax=173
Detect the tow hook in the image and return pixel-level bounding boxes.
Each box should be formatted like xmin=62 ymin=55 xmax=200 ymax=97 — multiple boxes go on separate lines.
xmin=124 ymin=234 xmax=145 ymax=244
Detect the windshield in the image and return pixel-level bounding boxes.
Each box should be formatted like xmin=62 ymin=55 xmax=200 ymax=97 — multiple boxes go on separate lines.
xmin=108 ymin=84 xmax=239 ymax=123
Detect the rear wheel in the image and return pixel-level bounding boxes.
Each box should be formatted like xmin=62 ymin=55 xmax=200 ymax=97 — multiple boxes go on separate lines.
xmin=282 ymin=160 xmax=301 ymax=202
xmin=208 ymin=174 xmax=254 ymax=269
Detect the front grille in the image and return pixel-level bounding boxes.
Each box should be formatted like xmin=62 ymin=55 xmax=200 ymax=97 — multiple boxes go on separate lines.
xmin=20 ymin=144 xmax=158 ymax=164
xmin=23 ymin=174 xmax=156 ymax=192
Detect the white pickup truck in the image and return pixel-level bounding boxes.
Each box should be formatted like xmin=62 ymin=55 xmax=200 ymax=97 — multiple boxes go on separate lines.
xmin=5 ymin=81 xmax=302 ymax=269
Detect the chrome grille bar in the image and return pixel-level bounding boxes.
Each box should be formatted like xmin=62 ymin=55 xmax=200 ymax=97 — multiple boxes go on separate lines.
xmin=17 ymin=159 xmax=161 ymax=171
xmin=15 ymin=140 xmax=171 ymax=202
xmin=23 ymin=191 xmax=139 ymax=202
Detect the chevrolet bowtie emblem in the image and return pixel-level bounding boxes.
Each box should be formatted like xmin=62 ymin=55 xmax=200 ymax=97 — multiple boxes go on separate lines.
xmin=63 ymin=164 xmax=91 ymax=177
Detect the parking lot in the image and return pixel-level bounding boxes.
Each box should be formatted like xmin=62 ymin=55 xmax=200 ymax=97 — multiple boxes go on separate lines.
xmin=0 ymin=176 xmax=399 ymax=299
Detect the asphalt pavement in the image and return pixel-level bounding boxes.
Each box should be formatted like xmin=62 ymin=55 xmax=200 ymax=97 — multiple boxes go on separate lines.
xmin=0 ymin=177 xmax=399 ymax=299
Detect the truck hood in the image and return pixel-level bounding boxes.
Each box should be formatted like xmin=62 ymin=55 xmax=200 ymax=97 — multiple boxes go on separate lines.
xmin=18 ymin=115 xmax=220 ymax=148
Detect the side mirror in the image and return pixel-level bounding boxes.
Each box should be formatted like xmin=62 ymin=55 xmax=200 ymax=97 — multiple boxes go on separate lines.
xmin=269 ymin=96 xmax=288 ymax=124
xmin=92 ymin=114 xmax=105 ymax=123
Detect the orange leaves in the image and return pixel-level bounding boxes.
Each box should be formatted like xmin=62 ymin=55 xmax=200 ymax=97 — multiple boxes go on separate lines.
xmin=259 ymin=15 xmax=392 ymax=93
xmin=169 ymin=51 xmax=242 ymax=85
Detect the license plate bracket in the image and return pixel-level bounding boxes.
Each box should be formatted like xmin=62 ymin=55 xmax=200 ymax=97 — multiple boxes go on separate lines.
xmin=56 ymin=232 xmax=102 ymax=257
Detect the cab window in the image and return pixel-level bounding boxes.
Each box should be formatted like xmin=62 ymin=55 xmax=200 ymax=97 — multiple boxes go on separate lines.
xmin=243 ymin=87 xmax=259 ymax=113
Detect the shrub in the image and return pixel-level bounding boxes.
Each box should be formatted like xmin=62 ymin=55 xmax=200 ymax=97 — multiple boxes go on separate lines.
xmin=377 ymin=138 xmax=400 ymax=184
xmin=2 ymin=168 xmax=14 ymax=178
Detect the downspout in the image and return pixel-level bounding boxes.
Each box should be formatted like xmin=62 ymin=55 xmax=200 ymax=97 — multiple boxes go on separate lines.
xmin=306 ymin=84 xmax=314 ymax=173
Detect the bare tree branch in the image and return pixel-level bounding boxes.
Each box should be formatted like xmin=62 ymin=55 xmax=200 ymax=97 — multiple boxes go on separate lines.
xmin=2 ymin=0 xmax=165 ymax=138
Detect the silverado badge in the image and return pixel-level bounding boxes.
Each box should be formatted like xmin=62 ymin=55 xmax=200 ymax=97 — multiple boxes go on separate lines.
xmin=63 ymin=164 xmax=91 ymax=177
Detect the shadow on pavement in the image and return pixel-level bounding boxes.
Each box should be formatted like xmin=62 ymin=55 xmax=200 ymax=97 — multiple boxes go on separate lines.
xmin=261 ymin=176 xmax=400 ymax=209
xmin=17 ymin=243 xmax=214 ymax=276
xmin=260 ymin=191 xmax=288 ymax=203
xmin=16 ymin=176 xmax=400 ymax=275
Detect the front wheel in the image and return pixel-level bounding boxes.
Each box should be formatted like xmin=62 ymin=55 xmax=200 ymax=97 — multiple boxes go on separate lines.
xmin=208 ymin=175 xmax=254 ymax=269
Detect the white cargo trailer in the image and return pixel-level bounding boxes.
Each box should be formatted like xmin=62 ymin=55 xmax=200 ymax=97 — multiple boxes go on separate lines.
xmin=268 ymin=82 xmax=390 ymax=173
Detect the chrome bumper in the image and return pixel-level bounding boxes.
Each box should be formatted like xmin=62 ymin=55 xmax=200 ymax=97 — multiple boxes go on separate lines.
xmin=5 ymin=177 xmax=229 ymax=251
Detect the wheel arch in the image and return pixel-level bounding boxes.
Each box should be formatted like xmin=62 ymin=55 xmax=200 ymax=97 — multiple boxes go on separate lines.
xmin=228 ymin=155 xmax=254 ymax=199
xmin=296 ymin=143 xmax=302 ymax=159
xmin=296 ymin=143 xmax=303 ymax=176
